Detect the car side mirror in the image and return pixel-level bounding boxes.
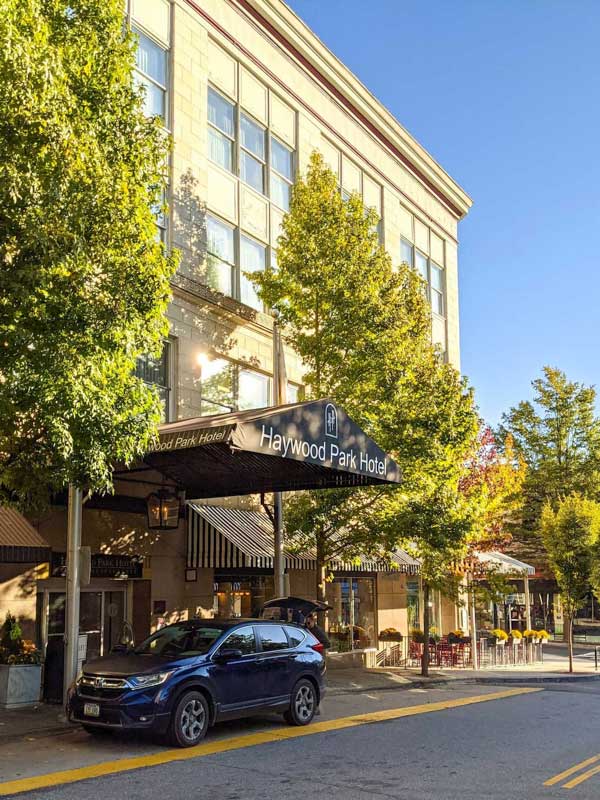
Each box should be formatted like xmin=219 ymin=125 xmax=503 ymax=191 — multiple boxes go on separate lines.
xmin=214 ymin=648 xmax=243 ymax=663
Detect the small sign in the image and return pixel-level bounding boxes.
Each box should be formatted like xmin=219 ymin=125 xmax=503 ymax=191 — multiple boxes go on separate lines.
xmin=77 ymin=634 xmax=88 ymax=674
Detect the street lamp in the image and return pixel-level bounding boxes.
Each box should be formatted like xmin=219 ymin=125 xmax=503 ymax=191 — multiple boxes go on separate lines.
xmin=146 ymin=490 xmax=181 ymax=530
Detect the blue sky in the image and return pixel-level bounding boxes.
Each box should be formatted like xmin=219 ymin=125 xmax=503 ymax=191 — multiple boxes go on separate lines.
xmin=286 ymin=0 xmax=600 ymax=426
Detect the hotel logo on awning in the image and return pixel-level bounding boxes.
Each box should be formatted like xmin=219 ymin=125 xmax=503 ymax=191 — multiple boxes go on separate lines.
xmin=325 ymin=403 xmax=338 ymax=439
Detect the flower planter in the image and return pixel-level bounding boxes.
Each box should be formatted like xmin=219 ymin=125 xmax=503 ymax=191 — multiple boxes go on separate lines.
xmin=0 ymin=664 xmax=42 ymax=709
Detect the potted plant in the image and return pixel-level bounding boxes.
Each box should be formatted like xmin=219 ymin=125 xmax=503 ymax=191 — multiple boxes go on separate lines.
xmin=410 ymin=628 xmax=425 ymax=643
xmin=537 ymin=629 xmax=550 ymax=644
xmin=508 ymin=628 xmax=523 ymax=646
xmin=523 ymin=629 xmax=538 ymax=644
xmin=379 ymin=627 xmax=403 ymax=643
xmin=490 ymin=629 xmax=508 ymax=646
xmin=0 ymin=612 xmax=43 ymax=709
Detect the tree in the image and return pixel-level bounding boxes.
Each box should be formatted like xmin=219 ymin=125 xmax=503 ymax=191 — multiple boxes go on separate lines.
xmin=540 ymin=495 xmax=600 ymax=672
xmin=0 ymin=0 xmax=177 ymax=510
xmin=252 ymin=151 xmax=435 ymax=606
xmin=498 ymin=367 xmax=600 ymax=570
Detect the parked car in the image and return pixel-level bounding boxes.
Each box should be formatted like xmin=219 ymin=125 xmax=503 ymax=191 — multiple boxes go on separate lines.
xmin=67 ymin=618 xmax=326 ymax=747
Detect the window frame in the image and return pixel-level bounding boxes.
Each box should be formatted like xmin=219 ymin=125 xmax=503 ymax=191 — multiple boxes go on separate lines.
xmin=239 ymin=111 xmax=267 ymax=194
xmin=206 ymin=213 xmax=237 ymax=298
xmin=132 ymin=24 xmax=168 ymax=126
xmin=198 ymin=353 xmax=272 ymax=417
xmin=215 ymin=625 xmax=258 ymax=658
xmin=207 ymin=86 xmax=236 ymax=175
xmin=135 ymin=338 xmax=174 ymax=423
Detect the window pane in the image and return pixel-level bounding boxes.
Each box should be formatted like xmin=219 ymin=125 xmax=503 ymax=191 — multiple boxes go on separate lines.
xmin=134 ymin=28 xmax=167 ymax=86
xmin=287 ymin=383 xmax=299 ymax=403
xmin=415 ymin=251 xmax=428 ymax=282
xmin=270 ymin=137 xmax=293 ymax=179
xmin=222 ymin=626 xmax=256 ymax=655
xmin=199 ymin=357 xmax=235 ymax=415
xmin=240 ymin=151 xmax=264 ymax=193
xmin=259 ymin=626 xmax=288 ymax=652
xmin=238 ymin=369 xmax=269 ymax=410
xmin=270 ymin=173 xmax=291 ymax=211
xmin=207 ymin=216 xmax=234 ymax=263
xmin=431 ymin=289 xmax=444 ymax=316
xmin=134 ymin=72 xmax=165 ymax=119
xmin=206 ymin=255 xmax=232 ymax=296
xmin=431 ymin=263 xmax=444 ymax=292
xmin=240 ymin=236 xmax=266 ymax=311
xmin=208 ymin=87 xmax=234 ymax=137
xmin=241 ymin=114 xmax=265 ymax=159
xmin=208 ymin=127 xmax=233 ymax=172
xmin=400 ymin=238 xmax=413 ymax=267
xmin=135 ymin=341 xmax=170 ymax=422
xmin=284 ymin=626 xmax=305 ymax=648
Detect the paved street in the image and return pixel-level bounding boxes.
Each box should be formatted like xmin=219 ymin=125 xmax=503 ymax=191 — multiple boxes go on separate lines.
xmin=3 ymin=681 xmax=600 ymax=798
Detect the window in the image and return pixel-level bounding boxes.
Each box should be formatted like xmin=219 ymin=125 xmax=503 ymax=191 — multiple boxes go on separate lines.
xmin=430 ymin=262 xmax=444 ymax=316
xmin=240 ymin=114 xmax=266 ymax=194
xmin=198 ymin=356 xmax=270 ymax=416
xmin=133 ymin=27 xmax=167 ymax=123
xmin=239 ymin=235 xmax=266 ymax=311
xmin=415 ymin=251 xmax=428 ymax=284
xmin=284 ymin=626 xmax=306 ymax=648
xmin=258 ymin=625 xmax=289 ymax=652
xmin=221 ymin=626 xmax=257 ymax=655
xmin=238 ymin=369 xmax=269 ymax=410
xmin=270 ymin=136 xmax=294 ymax=211
xmin=400 ymin=238 xmax=413 ymax=268
xmin=206 ymin=216 xmax=235 ymax=296
xmin=151 ymin=187 xmax=167 ymax=244
xmin=198 ymin=356 xmax=236 ymax=415
xmin=135 ymin=340 xmax=172 ymax=422
xmin=208 ymin=88 xmax=235 ymax=172
xmin=286 ymin=383 xmax=301 ymax=403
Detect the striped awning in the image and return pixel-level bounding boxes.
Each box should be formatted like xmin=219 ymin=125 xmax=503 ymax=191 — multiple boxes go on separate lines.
xmin=475 ymin=550 xmax=535 ymax=577
xmin=0 ymin=507 xmax=50 ymax=563
xmin=187 ymin=504 xmax=420 ymax=574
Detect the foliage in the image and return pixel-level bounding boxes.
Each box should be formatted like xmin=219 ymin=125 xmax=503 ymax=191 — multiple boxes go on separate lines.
xmin=537 ymin=629 xmax=550 ymax=640
xmin=490 ymin=628 xmax=508 ymax=641
xmin=460 ymin=426 xmax=526 ymax=551
xmin=499 ymin=367 xmax=600 ymax=571
xmin=509 ymin=629 xmax=523 ymax=639
xmin=410 ymin=628 xmax=425 ymax=643
xmin=540 ymin=494 xmax=600 ymax=670
xmin=0 ymin=612 xmax=42 ymax=665
xmin=0 ymin=0 xmax=178 ymax=510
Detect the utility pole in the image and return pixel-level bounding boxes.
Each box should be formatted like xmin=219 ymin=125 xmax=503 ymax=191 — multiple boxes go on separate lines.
xmin=272 ymin=318 xmax=286 ymax=597
xmin=63 ymin=485 xmax=83 ymax=707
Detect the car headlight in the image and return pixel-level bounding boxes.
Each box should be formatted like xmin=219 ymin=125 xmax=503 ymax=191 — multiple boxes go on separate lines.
xmin=129 ymin=671 xmax=173 ymax=690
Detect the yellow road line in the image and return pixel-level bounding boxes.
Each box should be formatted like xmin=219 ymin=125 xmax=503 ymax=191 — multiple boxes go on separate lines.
xmin=544 ymin=754 xmax=600 ymax=786
xmin=564 ymin=763 xmax=600 ymax=790
xmin=0 ymin=687 xmax=540 ymax=797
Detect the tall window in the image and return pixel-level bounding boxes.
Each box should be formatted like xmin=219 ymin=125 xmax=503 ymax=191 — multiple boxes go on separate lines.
xmin=240 ymin=114 xmax=266 ymax=194
xmin=239 ymin=235 xmax=266 ymax=311
xmin=135 ymin=341 xmax=172 ymax=422
xmin=430 ymin=263 xmax=444 ymax=316
xmin=133 ymin=27 xmax=168 ymax=123
xmin=400 ymin=238 xmax=413 ymax=268
xmin=415 ymin=251 xmax=428 ymax=283
xmin=208 ymin=87 xmax=235 ymax=172
xmin=198 ymin=355 xmax=270 ymax=416
xmin=270 ymin=136 xmax=294 ymax=211
xmin=206 ymin=216 xmax=235 ymax=296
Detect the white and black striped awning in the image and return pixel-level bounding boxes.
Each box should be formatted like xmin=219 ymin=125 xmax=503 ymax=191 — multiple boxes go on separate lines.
xmin=187 ymin=504 xmax=420 ymax=574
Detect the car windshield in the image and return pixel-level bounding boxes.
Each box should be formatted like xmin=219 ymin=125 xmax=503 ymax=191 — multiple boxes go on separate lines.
xmin=134 ymin=624 xmax=226 ymax=657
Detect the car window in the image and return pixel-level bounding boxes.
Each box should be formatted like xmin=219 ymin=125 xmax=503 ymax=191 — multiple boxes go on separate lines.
xmin=135 ymin=624 xmax=225 ymax=657
xmin=258 ymin=625 xmax=289 ymax=652
xmin=284 ymin=626 xmax=306 ymax=648
xmin=220 ymin=626 xmax=257 ymax=656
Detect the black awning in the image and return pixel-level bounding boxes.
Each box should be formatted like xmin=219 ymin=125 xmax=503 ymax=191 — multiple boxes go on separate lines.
xmin=133 ymin=399 xmax=401 ymax=499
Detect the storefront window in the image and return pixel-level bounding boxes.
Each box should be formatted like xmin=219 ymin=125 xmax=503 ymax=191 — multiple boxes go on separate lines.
xmin=407 ymin=579 xmax=420 ymax=631
xmin=326 ymin=577 xmax=376 ymax=651
xmin=213 ymin=574 xmax=275 ymax=618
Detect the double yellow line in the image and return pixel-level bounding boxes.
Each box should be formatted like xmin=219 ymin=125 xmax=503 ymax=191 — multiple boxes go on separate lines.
xmin=545 ymin=754 xmax=600 ymax=789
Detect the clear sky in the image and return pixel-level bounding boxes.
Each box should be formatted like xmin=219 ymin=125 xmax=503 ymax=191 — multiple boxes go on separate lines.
xmin=286 ymin=0 xmax=600 ymax=426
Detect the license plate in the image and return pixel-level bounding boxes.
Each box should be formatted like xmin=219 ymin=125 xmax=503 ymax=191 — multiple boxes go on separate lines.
xmin=84 ymin=703 xmax=100 ymax=718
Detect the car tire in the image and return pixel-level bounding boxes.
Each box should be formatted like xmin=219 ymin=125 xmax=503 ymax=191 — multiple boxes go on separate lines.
xmin=167 ymin=691 xmax=209 ymax=748
xmin=284 ymin=679 xmax=317 ymax=726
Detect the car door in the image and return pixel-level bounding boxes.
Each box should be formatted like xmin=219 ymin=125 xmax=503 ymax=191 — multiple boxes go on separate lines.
xmin=256 ymin=624 xmax=292 ymax=705
xmin=211 ymin=625 xmax=263 ymax=713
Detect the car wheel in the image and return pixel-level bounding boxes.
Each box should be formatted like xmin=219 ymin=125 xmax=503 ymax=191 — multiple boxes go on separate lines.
xmin=167 ymin=691 xmax=209 ymax=748
xmin=284 ymin=679 xmax=317 ymax=726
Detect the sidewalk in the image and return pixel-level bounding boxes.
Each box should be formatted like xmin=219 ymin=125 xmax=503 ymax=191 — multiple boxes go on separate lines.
xmin=0 ymin=703 xmax=70 ymax=743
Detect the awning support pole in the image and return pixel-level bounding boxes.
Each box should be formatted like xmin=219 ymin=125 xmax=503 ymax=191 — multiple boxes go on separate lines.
xmin=63 ymin=484 xmax=83 ymax=708
xmin=469 ymin=574 xmax=478 ymax=670
xmin=524 ymin=574 xmax=532 ymax=630
xmin=272 ymin=318 xmax=286 ymax=597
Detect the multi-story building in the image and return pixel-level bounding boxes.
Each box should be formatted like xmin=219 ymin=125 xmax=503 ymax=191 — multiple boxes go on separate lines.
xmin=1 ymin=0 xmax=471 ymax=685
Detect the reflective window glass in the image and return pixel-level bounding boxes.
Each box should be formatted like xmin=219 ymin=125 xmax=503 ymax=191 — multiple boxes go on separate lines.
xmin=134 ymin=72 xmax=165 ymax=120
xmin=222 ymin=626 xmax=257 ymax=655
xmin=400 ymin=238 xmax=413 ymax=267
xmin=241 ymin=114 xmax=265 ymax=159
xmin=134 ymin=29 xmax=167 ymax=86
xmin=431 ymin=263 xmax=444 ymax=292
xmin=258 ymin=625 xmax=289 ymax=652
xmin=270 ymin=173 xmax=291 ymax=211
xmin=240 ymin=235 xmax=266 ymax=310
xmin=415 ymin=251 xmax=428 ymax=283
xmin=208 ymin=128 xmax=233 ymax=172
xmin=198 ymin=356 xmax=235 ymax=415
xmin=238 ymin=369 xmax=269 ymax=410
xmin=240 ymin=151 xmax=264 ymax=194
xmin=270 ymin=137 xmax=293 ymax=179
xmin=208 ymin=88 xmax=235 ymax=137
xmin=284 ymin=626 xmax=306 ymax=648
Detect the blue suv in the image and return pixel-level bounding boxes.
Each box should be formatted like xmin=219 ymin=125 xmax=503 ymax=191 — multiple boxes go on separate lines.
xmin=68 ymin=619 xmax=326 ymax=747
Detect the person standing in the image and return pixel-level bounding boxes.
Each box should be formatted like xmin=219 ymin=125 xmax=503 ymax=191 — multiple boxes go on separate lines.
xmin=305 ymin=612 xmax=330 ymax=649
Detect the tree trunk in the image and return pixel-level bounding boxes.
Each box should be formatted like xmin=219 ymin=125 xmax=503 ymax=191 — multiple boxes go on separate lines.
xmin=567 ymin=614 xmax=574 ymax=673
xmin=316 ymin=534 xmax=328 ymax=630
xmin=421 ymin=581 xmax=430 ymax=677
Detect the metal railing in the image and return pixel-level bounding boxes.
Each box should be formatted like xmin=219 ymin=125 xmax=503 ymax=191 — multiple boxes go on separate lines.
xmin=374 ymin=638 xmax=545 ymax=669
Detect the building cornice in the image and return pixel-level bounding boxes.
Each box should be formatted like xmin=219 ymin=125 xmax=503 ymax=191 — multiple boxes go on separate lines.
xmin=231 ymin=0 xmax=472 ymax=219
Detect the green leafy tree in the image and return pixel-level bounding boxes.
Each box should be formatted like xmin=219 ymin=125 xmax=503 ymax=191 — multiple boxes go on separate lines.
xmin=0 ymin=0 xmax=177 ymax=509
xmin=499 ymin=367 xmax=600 ymax=571
xmin=540 ymin=495 xmax=600 ymax=672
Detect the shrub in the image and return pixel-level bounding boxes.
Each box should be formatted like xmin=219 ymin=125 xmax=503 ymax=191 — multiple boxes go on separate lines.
xmin=0 ymin=612 xmax=42 ymax=665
